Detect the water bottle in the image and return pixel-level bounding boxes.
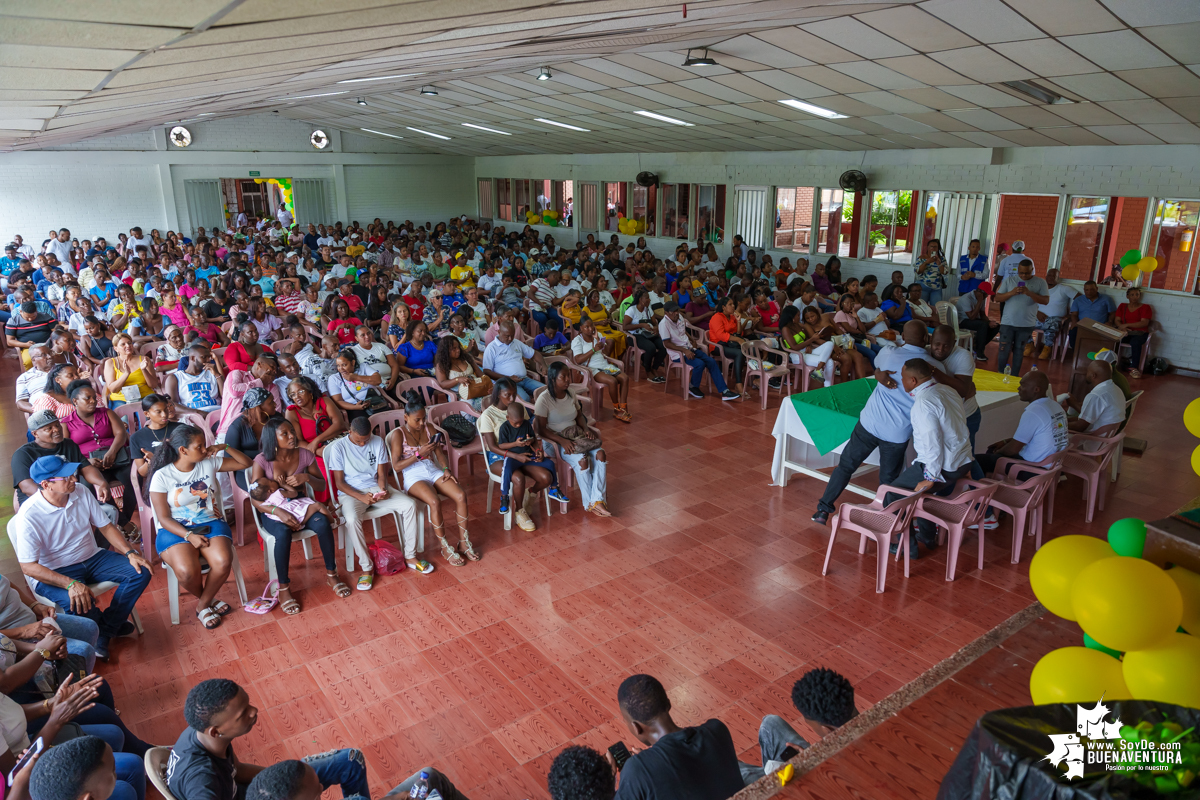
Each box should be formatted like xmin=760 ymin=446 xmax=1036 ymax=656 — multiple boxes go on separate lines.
xmin=1002 ymin=365 xmax=1011 ymax=384
xmin=410 ymin=772 xmax=430 ymax=799
xmin=1029 ymin=363 xmax=1037 ymax=373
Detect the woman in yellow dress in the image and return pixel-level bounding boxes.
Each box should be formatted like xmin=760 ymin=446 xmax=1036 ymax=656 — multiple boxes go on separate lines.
xmin=559 ymin=289 xmax=584 ymax=330
xmin=583 ymin=288 xmax=626 ymax=358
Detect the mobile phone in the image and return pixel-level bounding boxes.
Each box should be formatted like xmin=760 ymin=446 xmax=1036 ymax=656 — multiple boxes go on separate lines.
xmin=608 ymin=742 xmax=630 ymax=772
xmin=1017 ymin=281 xmax=1026 ymax=288
xmin=780 ymin=745 xmax=800 ymax=761
xmin=9 ymin=737 xmax=43 ymax=786
xmin=432 ymin=432 xmax=444 ymax=444
xmin=191 ymin=525 xmax=211 ymax=536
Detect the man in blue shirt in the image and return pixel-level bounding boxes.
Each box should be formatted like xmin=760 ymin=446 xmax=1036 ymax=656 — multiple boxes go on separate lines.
xmin=958 ymin=239 xmax=988 ymax=295
xmin=0 ymin=244 xmax=22 ymax=280
xmin=812 ymin=321 xmax=947 ymax=525
xmin=1068 ymin=279 xmax=1117 ymax=351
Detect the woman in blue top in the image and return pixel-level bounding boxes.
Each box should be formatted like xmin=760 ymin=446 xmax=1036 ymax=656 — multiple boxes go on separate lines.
xmin=880 ymin=284 xmax=912 ymax=331
xmin=88 ymin=268 xmax=120 ymax=311
xmin=395 ymin=319 xmax=436 ymax=377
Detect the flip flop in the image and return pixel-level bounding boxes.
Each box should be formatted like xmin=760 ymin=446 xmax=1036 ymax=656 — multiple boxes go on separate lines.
xmin=210 ymin=599 xmax=233 ymax=616
xmin=197 ymin=607 xmax=221 ymax=629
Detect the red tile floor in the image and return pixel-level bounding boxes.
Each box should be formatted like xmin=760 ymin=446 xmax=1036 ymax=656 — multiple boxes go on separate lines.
xmin=0 ymin=347 xmax=1193 ymax=799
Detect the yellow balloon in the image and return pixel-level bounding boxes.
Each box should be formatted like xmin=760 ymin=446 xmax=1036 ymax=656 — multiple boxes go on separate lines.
xmin=1193 ymin=444 xmax=1200 ymax=478
xmin=1072 ymin=557 xmax=1182 ymax=652
xmin=1185 ymin=399 xmax=1200 ymax=438
xmin=1121 ymin=264 xmax=1140 ymax=281
xmin=1122 ymin=633 xmax=1200 ymax=706
xmin=1030 ymin=647 xmax=1132 ymax=705
xmin=1137 ymin=256 xmax=1158 ymax=272
xmin=1167 ymin=566 xmax=1200 ymax=634
xmin=1029 ymin=535 xmax=1114 ymax=619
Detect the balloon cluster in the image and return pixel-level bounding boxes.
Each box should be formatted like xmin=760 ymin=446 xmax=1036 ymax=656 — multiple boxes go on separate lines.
xmin=253 ymin=177 xmax=294 ymax=214
xmin=526 ymin=209 xmax=560 ymax=227
xmin=617 ymin=215 xmax=646 ymax=235
xmin=1185 ymin=399 xmax=1200 ymax=478
xmin=1118 ymin=248 xmax=1158 ymax=282
xmin=1028 ymin=521 xmax=1200 ymax=708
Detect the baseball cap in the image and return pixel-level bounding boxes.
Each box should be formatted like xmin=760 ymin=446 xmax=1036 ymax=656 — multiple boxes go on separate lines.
xmin=30 ymin=455 xmax=80 ymax=484
xmin=977 ymin=283 xmax=994 ymax=296
xmin=664 ymin=299 xmax=680 ymax=312
xmin=528 ymin=248 xmax=540 ymax=256
xmin=1012 ymin=240 xmax=1025 ymax=251
xmin=27 ymin=410 xmax=59 ymax=432
xmin=1088 ymin=348 xmax=1117 ymax=364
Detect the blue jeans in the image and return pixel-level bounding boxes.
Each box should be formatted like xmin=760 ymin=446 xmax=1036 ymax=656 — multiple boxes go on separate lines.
xmin=922 ymin=287 xmax=943 ymax=305
xmin=25 ymin=678 xmax=152 ymax=757
xmin=738 ymin=715 xmax=810 ymax=785
xmin=34 ymin=550 xmax=152 ymax=643
xmin=887 ymin=462 xmax=972 ymax=543
xmin=387 ymin=767 xmax=467 ymax=800
xmin=57 ymin=613 xmax=100 ymax=673
xmin=304 ymin=748 xmax=370 ymax=800
xmin=683 ymin=349 xmax=728 ymax=392
xmin=501 ymin=456 xmax=557 ymax=495
xmin=530 ymin=308 xmax=561 ymax=333
xmin=510 ymin=375 xmax=545 ymax=402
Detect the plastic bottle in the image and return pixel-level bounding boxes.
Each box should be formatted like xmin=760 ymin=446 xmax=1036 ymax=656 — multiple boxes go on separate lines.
xmin=1002 ymin=365 xmax=1011 ymax=383
xmin=410 ymin=772 xmax=430 ymax=799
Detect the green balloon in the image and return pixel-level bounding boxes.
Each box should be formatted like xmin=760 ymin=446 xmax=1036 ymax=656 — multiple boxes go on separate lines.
xmin=1119 ymin=248 xmax=1143 ymax=267
xmin=1084 ymin=633 xmax=1122 ymax=659
xmin=1107 ymin=517 xmax=1147 ymax=558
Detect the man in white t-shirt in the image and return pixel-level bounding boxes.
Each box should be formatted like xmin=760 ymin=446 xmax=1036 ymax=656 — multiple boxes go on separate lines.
xmin=931 ymin=326 xmax=981 ymax=450
xmin=324 ymin=417 xmax=424 ymax=589
xmin=1032 ymin=267 xmax=1076 ymax=360
xmin=276 ymin=205 xmax=293 ymax=227
xmin=976 ymin=370 xmax=1067 ymax=480
xmin=1067 ymin=360 xmax=1125 ymax=435
xmin=126 ymin=227 xmax=154 ymax=257
xmin=45 ymin=229 xmax=73 ymax=269
xmin=9 ymin=455 xmax=153 ymax=660
xmin=995 ymin=240 xmax=1033 ymax=285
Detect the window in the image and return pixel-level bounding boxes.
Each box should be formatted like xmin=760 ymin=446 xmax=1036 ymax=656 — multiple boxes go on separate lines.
xmin=497 ymin=179 xmax=511 ymax=222
xmin=734 ymin=186 xmax=768 ymax=249
xmin=696 ymin=185 xmax=725 ymax=244
xmin=514 ymin=179 xmax=530 ymax=221
xmin=477 ymin=179 xmax=493 ymax=219
xmin=579 ymin=183 xmax=598 ymax=234
xmin=774 ymin=187 xmax=815 ymax=252
xmin=561 ymin=180 xmax=574 ymax=227
xmin=816 ymin=189 xmax=849 ymax=256
xmin=662 ymin=184 xmax=690 ymax=240
xmin=628 ymin=183 xmax=656 ymax=237
xmin=1146 ymin=199 xmax=1200 ymax=293
xmin=866 ymin=190 xmax=915 ymax=264
xmin=604 ymin=182 xmax=626 ymax=231
xmin=1060 ymin=196 xmax=1109 ymax=282
xmin=920 ymin=192 xmax=987 ymax=271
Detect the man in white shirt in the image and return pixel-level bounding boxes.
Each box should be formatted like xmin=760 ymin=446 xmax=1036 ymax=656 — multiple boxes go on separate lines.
xmin=994 ymin=240 xmax=1033 ymax=286
xmin=15 ymin=345 xmax=52 ymax=414
xmin=10 ymin=455 xmax=153 ymax=660
xmin=976 ymin=370 xmax=1067 ymax=479
xmin=930 ymin=326 xmax=981 ymax=450
xmin=45 ymin=229 xmax=73 ymax=267
xmin=276 ymin=205 xmax=293 ymax=228
xmin=236 ymin=211 xmax=249 ymax=228
xmin=1067 ymin=360 xmax=1125 ymax=434
xmin=885 ymin=358 xmax=975 ymax=558
xmin=12 ymin=235 xmax=34 ymax=260
xmin=325 ymin=417 xmax=423 ymax=588
xmin=481 ymin=320 xmax=545 ymax=401
xmin=1031 ymin=268 xmax=1076 ymax=360
xmin=955 ymin=284 xmax=999 ymax=361
xmin=126 ymin=227 xmax=154 ymax=257
xmin=659 ymin=301 xmax=740 ymax=401
xmin=995 ymin=260 xmax=1049 ymax=377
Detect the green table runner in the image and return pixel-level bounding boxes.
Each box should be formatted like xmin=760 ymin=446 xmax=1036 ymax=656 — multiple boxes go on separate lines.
xmin=790 ymin=378 xmax=878 ymax=455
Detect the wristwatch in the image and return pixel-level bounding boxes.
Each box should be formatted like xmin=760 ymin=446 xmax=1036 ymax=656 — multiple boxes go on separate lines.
xmin=123 ymin=549 xmax=136 ymax=558
xmin=35 ymin=649 xmax=51 ymax=660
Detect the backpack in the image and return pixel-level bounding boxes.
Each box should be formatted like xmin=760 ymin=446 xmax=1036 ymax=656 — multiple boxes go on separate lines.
xmin=440 ymin=413 xmax=478 ymax=447
xmin=1147 ymin=356 xmax=1169 ymax=376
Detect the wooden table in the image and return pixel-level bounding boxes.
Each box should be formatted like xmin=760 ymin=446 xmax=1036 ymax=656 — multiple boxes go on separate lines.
xmin=1145 ymin=516 xmax=1200 ymax=574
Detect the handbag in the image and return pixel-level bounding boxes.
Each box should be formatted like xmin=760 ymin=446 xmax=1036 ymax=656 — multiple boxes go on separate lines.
xmin=440 ymin=413 xmax=478 ymax=448
xmin=459 ymin=373 xmax=493 ymax=400
xmin=362 ymin=391 xmax=390 ymax=413
xmin=244 ymin=580 xmax=279 ymax=614
xmin=559 ymin=423 xmax=601 ymax=453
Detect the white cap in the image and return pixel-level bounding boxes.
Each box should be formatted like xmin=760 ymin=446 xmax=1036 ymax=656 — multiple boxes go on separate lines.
xmin=528 ymin=248 xmax=540 ymax=256
xmin=1012 ymin=240 xmax=1025 ymax=251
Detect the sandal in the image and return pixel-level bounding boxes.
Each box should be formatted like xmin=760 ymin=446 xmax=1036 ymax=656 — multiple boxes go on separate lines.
xmin=280 ymin=597 xmax=301 ymax=615
xmin=328 ymin=574 xmax=351 ymax=598
xmin=438 ymin=530 xmax=466 ymax=567
xmin=1129 ymin=368 xmax=1142 ymax=379
xmin=592 ymin=501 xmax=612 ymax=517
xmin=197 ymin=607 xmax=221 ymax=629
xmin=210 ymin=599 xmax=233 ymax=616
xmin=457 ymin=514 xmax=480 ymax=561
xmin=356 ymin=573 xmax=374 ymax=591
xmin=614 ymin=404 xmax=632 ymax=423
xmin=408 ymin=559 xmax=435 ymax=574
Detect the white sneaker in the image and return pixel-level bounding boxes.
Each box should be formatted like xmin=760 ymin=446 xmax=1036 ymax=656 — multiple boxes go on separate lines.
xmin=811 ymin=368 xmax=824 ymax=383
xmin=514 ymin=509 xmax=536 ymax=532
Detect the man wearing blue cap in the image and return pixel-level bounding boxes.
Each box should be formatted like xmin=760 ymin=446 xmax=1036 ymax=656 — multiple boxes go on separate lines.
xmin=8 ymin=455 xmax=153 ymax=660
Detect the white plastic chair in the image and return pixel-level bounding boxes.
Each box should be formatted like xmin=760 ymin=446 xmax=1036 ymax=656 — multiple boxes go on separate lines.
xmin=935 ymin=301 xmax=974 ymax=351
xmin=479 ymin=428 xmax=560 ymax=531
xmin=144 ymin=748 xmax=181 ymax=800
xmin=244 ymin=468 xmax=320 ymax=583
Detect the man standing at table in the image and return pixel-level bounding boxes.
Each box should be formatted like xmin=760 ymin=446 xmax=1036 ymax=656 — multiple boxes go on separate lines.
xmin=811 ymin=321 xmax=945 ymax=526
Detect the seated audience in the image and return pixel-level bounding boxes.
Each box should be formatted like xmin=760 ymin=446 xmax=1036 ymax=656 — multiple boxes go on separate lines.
xmin=61 ymin=381 xmax=138 ymax=536
xmin=394 ymin=320 xmax=436 ymax=378
xmin=976 ymin=370 xmax=1067 ymax=478
xmin=166 ymin=343 xmax=223 ymax=412
xmin=572 ymin=317 xmax=632 ymax=422
xmin=481 ymin=320 xmax=546 ymax=401
xmin=284 ymin=375 xmax=345 ymax=464
xmin=548 ymin=747 xmax=615 ymax=800
xmin=658 ymin=301 xmax=738 ymax=401
xmin=621 ymin=291 xmax=667 ymax=383
xmin=28 ymin=733 xmax=145 ymax=800
xmin=535 ymin=362 xmax=611 ymax=517
xmin=479 ymin=379 xmax=555 ymax=532
xmin=1068 ymin=280 xmax=1116 ymax=343
xmin=31 ymin=364 xmax=81 ymax=420
xmin=1032 ymin=268 xmax=1074 ymax=360
xmin=1113 ymin=286 xmax=1152 ymax=378
xmin=955 ymin=284 xmax=998 ymax=361
xmin=1065 ymin=360 xmax=1125 ymax=435
xmin=102 ymin=334 xmax=158 ymax=409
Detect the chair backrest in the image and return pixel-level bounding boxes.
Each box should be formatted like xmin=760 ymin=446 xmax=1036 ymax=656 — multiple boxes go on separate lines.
xmin=204 ymin=408 xmax=222 ymax=435
xmin=269 ymin=339 xmax=294 ymax=355
xmin=934 ymin=301 xmax=961 ymax=337
xmin=113 ymin=402 xmax=145 ymax=436
xmin=1067 ymin=430 xmax=1126 ymax=468
xmin=368 ymin=409 xmax=406 ymax=439
xmin=394 ymin=377 xmax=454 ymax=407
xmin=945 ymin=480 xmax=999 ymax=528
xmin=137 ymin=341 xmax=161 ymax=359
xmin=1084 ymin=422 xmax=1121 ymax=439
xmin=1120 ymin=390 xmax=1143 ymax=432
xmin=144 ymin=747 xmax=179 ymax=800
xmin=1007 ymin=466 xmax=1060 ymax=507
xmin=544 ymin=354 xmax=589 ymax=386
xmin=176 ymin=411 xmax=213 ymax=445
xmin=427 ymin=401 xmax=480 ymax=427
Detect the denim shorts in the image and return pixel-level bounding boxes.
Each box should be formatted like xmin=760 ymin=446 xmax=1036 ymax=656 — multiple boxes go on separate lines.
xmin=156 ymin=518 xmax=232 ymax=552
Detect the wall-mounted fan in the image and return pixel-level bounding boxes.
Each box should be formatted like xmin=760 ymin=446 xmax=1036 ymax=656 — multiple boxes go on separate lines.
xmin=169 ymin=126 xmax=192 ymax=147
xmin=838 ymin=169 xmax=867 ymax=194
xmin=310 ymin=130 xmax=329 ymax=149
xmin=636 ymin=171 xmax=659 ymax=187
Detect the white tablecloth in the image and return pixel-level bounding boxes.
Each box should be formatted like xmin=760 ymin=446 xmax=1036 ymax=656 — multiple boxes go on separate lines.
xmin=770 ymin=390 xmax=1025 ymax=495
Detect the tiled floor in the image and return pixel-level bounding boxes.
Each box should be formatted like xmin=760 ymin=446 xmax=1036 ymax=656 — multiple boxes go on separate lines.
xmin=0 ymin=347 xmax=1192 ymax=799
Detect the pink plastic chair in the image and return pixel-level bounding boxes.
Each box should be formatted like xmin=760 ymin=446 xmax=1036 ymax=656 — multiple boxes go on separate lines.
xmin=624 ymin=337 xmax=647 ymax=382
xmin=129 ymin=464 xmax=156 ymax=561
xmin=368 ymin=409 xmax=406 ymax=440
xmin=905 ymin=480 xmax=1000 ymax=581
xmin=428 ymin=402 xmax=481 ymax=480
xmin=1061 ymin=430 xmax=1126 ymax=523
xmin=741 ymin=340 xmax=792 ymax=410
xmin=967 ymin=464 xmax=1060 ymax=564
xmin=786 ymin=352 xmax=823 ymax=394
xmin=822 ymin=484 xmax=924 ymax=593
xmin=269 ymin=339 xmax=294 ymax=355
xmin=394 ymin=377 xmax=455 ymax=407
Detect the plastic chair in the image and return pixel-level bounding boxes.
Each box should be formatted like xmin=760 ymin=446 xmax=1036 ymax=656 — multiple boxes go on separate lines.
xmin=1111 ymin=390 xmax=1143 ymax=480
xmin=1051 ymin=322 xmax=1072 ymax=362
xmin=129 ymin=464 xmax=157 ymax=561
xmin=992 ymin=451 xmax=1065 ymax=525
xmin=428 ymin=402 xmax=481 ymax=480
xmin=1061 ymin=431 xmax=1126 ymax=523
xmin=741 ymin=340 xmax=792 ymax=410
xmin=544 ymin=355 xmax=599 ymax=416
xmin=394 ymin=377 xmax=455 ymax=407
xmin=1116 ymin=320 xmax=1157 ymax=373
xmin=382 ymin=428 xmax=429 ymax=552
xmin=935 ymin=301 xmax=974 ymax=352
xmin=113 ymin=402 xmax=145 ymax=436
xmin=247 ymin=479 xmax=320 ymax=584
xmin=269 ymin=339 xmax=294 ymax=355
xmin=144 ymin=748 xmax=180 ymax=800
xmin=624 ymin=336 xmax=647 ymax=382
xmin=479 ymin=429 xmax=559 ymax=531
xmin=906 ymin=480 xmax=1000 ymax=581
xmin=821 ymin=484 xmax=923 ymax=593
xmin=970 ymin=464 xmax=1060 ymax=563
xmin=326 ymin=471 xmax=412 ymax=572
xmin=34 ymin=583 xmax=144 ymax=635
xmin=786 ymin=349 xmax=825 ymax=394
xmin=368 ymin=409 xmax=406 ymax=440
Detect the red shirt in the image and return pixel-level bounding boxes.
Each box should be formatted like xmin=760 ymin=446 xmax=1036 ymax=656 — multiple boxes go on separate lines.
xmin=327 ymin=316 xmax=362 ymax=345
xmin=402 ymin=295 xmax=425 ymax=317
xmin=339 ymin=292 xmax=364 ymax=314
xmin=1115 ymin=302 xmax=1152 ymax=327
xmin=756 ymin=301 xmax=780 ymax=329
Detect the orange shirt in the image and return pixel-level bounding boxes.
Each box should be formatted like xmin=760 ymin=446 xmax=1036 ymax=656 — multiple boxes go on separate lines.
xmin=709 ymin=312 xmax=738 ymax=344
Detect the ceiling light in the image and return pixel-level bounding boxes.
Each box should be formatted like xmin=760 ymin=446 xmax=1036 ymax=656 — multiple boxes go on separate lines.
xmin=267 ymin=91 xmax=348 ymax=102
xmin=420 ymin=86 xmax=438 ymax=96
xmin=337 ymin=73 xmax=424 ymax=84
xmin=356 ymin=97 xmax=367 ymax=106
xmin=634 ymin=110 xmax=694 ymax=126
xmin=462 ymin=123 xmax=511 ymax=135
xmin=406 ymin=127 xmax=450 ymax=140
xmin=538 ymin=67 xmax=552 ymax=81
xmin=683 ymin=49 xmax=718 ymax=67
xmin=778 ymin=99 xmax=848 ymax=119
xmin=534 ymin=118 xmax=590 ymax=132
xmin=360 ymin=128 xmax=403 ymax=139
xmin=1002 ymin=80 xmax=1072 ymax=105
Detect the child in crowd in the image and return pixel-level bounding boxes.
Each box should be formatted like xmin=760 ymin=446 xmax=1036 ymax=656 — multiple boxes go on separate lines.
xmin=532 ymin=316 xmax=569 ymax=355
xmin=249 ymin=476 xmax=335 ymax=527
xmin=495 ymin=403 xmax=565 ymax=513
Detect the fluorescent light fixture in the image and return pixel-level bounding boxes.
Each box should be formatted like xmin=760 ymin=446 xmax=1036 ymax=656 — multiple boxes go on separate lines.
xmin=337 ymin=73 xmax=423 ymax=84
xmin=198 ymin=113 xmax=214 ymax=116
xmin=1002 ymin=80 xmax=1072 ymax=105
xmin=462 ymin=123 xmax=511 ymax=135
xmin=534 ymin=118 xmax=590 ymax=132
xmin=538 ymin=67 xmax=552 ymax=81
xmin=267 ymin=91 xmax=347 ymax=102
xmin=634 ymin=110 xmax=693 ymax=126
xmin=683 ymin=49 xmax=718 ymax=67
xmin=356 ymin=97 xmax=367 ymax=106
xmin=360 ymin=128 xmax=403 ymax=139
xmin=419 ymin=86 xmax=438 ymax=96
xmin=778 ymin=98 xmax=847 ymax=119
xmin=406 ymin=126 xmax=450 ymax=140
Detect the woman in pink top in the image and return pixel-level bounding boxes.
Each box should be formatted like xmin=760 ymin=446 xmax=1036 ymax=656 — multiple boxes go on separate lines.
xmin=833 ymin=293 xmax=881 ymax=363
xmin=158 ymin=283 xmax=190 ymax=328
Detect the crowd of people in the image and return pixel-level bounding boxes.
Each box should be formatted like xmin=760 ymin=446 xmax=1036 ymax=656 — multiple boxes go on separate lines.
xmin=0 ymin=213 xmax=1149 ymax=800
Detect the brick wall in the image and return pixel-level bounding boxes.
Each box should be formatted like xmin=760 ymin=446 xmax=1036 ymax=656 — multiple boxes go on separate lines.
xmin=1112 ymin=197 xmax=1148 ymax=261
xmin=995 ymin=194 xmax=1059 ymax=273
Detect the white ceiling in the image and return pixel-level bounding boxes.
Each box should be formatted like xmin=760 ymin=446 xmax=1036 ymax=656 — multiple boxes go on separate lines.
xmin=3 ymin=0 xmax=1200 ymax=155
